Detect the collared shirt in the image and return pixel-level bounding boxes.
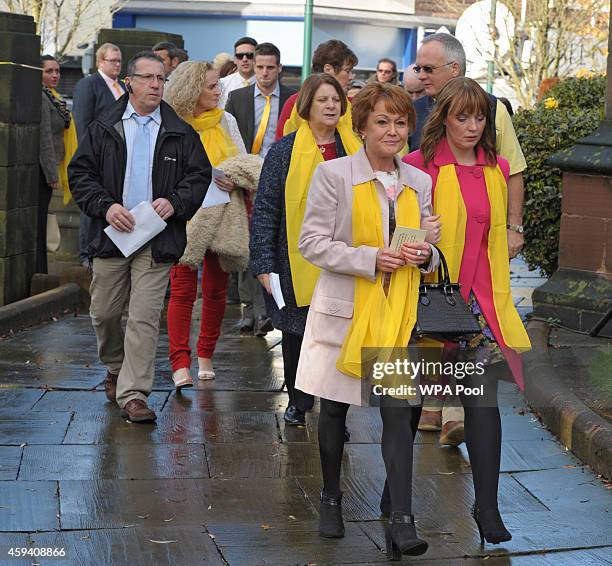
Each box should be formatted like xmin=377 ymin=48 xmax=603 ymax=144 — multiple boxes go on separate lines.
xmin=219 ymin=72 xmax=256 ymax=108
xmin=98 ymin=69 xmax=124 ymax=100
xmin=121 ymin=101 xmax=162 ymax=207
xmin=253 ymin=81 xmax=280 ymax=158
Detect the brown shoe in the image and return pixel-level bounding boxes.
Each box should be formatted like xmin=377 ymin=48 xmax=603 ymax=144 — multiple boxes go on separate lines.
xmin=120 ymin=399 xmax=157 ymax=423
xmin=418 ymin=410 xmax=442 ymax=431
xmin=104 ymin=371 xmax=118 ymax=402
xmin=439 ymin=420 xmax=465 ymax=447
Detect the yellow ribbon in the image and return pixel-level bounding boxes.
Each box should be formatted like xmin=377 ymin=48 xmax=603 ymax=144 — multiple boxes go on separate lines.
xmin=252 ymin=95 xmax=271 ymax=155
xmin=50 ymin=88 xmax=78 ymax=205
xmin=336 ymin=182 xmax=422 ymax=379
xmin=186 ymin=108 xmax=239 ymax=167
xmin=283 ymin=99 xmax=362 ymax=154
xmin=433 ymin=164 xmax=531 ymax=351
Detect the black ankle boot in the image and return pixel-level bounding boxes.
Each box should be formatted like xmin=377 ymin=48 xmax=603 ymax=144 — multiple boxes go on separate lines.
xmin=319 ymin=492 xmax=344 ymax=538
xmin=384 ymin=512 xmax=428 ymax=560
xmin=471 ymin=505 xmax=512 ymax=545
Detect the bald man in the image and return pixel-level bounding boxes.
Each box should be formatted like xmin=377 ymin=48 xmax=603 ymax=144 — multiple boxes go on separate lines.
xmin=403 ymin=64 xmax=426 ymax=101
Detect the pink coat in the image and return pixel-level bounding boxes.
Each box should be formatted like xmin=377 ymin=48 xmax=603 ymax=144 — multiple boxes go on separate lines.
xmin=404 ymin=139 xmax=524 ymax=387
xmin=295 ymin=147 xmax=438 ymax=406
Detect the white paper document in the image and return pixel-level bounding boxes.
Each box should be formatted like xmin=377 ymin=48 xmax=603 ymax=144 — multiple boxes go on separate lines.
xmin=201 ymin=167 xmax=231 ymax=208
xmin=269 ymin=272 xmax=285 ymax=310
xmin=390 ymin=226 xmax=427 ymax=251
xmin=104 ymin=201 xmax=167 ymax=258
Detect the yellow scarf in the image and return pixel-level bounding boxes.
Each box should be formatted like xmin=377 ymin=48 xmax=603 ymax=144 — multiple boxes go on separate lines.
xmin=186 ymin=108 xmax=239 ymax=167
xmin=283 ymin=99 xmax=362 ymax=154
xmin=433 ymin=163 xmax=531 ymax=351
xmin=50 ymin=88 xmax=78 ymax=205
xmin=285 ymin=120 xmax=361 ymax=307
xmin=336 ymin=182 xmax=422 ymax=378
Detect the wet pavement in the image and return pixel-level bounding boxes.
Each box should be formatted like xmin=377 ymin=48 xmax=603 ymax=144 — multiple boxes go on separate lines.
xmin=0 ymin=259 xmax=611 ymax=565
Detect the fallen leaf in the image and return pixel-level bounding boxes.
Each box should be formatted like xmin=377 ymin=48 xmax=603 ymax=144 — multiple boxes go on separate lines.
xmin=207 ymin=505 xmax=212 ymax=510
xmin=149 ymin=540 xmax=177 ymax=544
xmin=260 ymin=524 xmax=273 ymax=531
xmin=288 ymin=515 xmax=296 ymax=520
xmin=208 ymin=533 xmax=216 ymax=540
xmin=137 ymin=514 xmax=149 ymax=519
xmin=562 ymin=465 xmax=576 ymax=469
xmin=163 ymin=517 xmax=175 ymax=522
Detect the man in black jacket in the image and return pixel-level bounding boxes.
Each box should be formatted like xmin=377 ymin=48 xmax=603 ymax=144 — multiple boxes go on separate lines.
xmin=69 ymin=51 xmax=211 ymax=422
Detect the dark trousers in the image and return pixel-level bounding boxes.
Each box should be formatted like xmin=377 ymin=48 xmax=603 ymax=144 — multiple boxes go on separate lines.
xmin=79 ymin=213 xmax=92 ymax=264
xmin=36 ymin=169 xmax=53 ymax=274
xmin=281 ymin=332 xmax=314 ymax=411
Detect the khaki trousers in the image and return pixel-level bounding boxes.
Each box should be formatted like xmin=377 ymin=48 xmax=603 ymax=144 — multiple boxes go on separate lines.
xmin=89 ymin=246 xmax=172 ymax=408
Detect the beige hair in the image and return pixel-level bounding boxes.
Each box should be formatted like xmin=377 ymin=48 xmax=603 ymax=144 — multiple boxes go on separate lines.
xmin=96 ymin=43 xmax=121 ymax=65
xmin=163 ymin=60 xmax=214 ymax=120
xmin=213 ymin=52 xmax=232 ymax=70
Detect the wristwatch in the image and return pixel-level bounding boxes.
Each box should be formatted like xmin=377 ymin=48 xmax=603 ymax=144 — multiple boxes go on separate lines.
xmin=507 ymin=223 xmax=524 ymax=233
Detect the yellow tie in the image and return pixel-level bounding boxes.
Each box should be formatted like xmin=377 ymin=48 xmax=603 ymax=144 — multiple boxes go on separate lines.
xmin=243 ymin=79 xmax=250 ymax=86
xmin=251 ymin=95 xmax=271 ymax=155
xmin=112 ymin=81 xmax=123 ymax=98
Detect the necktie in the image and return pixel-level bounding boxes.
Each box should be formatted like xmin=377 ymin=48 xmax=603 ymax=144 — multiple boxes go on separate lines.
xmin=251 ymin=95 xmax=271 ymax=155
xmin=112 ymin=81 xmax=123 ymax=98
xmin=243 ymin=79 xmax=250 ymax=87
xmin=125 ymin=114 xmax=152 ymax=210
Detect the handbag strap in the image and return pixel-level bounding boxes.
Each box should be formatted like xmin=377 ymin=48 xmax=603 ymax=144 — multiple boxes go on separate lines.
xmin=431 ymin=244 xmax=451 ymax=285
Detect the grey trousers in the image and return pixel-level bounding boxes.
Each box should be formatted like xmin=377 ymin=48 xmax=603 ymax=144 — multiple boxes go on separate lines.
xmin=238 ymin=269 xmax=266 ymax=321
xmin=89 ymin=246 xmax=172 ymax=408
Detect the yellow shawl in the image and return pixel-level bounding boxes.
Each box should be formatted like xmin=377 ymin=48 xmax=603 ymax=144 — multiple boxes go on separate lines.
xmin=186 ymin=108 xmax=239 ymax=167
xmin=285 ymin=119 xmax=361 ymax=307
xmin=433 ymin=163 xmax=530 ymax=351
xmin=336 ymin=182 xmax=422 ymax=378
xmin=50 ymin=88 xmax=78 ymax=205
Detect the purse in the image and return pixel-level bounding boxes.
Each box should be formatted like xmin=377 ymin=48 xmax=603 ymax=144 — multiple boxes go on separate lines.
xmin=414 ymin=246 xmax=481 ymax=340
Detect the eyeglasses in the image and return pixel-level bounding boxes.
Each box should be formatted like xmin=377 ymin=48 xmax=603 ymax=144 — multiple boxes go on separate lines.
xmin=104 ymin=59 xmax=122 ymax=65
xmin=235 ymin=52 xmax=254 ymax=60
xmin=130 ymin=73 xmax=168 ymax=84
xmin=413 ymin=62 xmax=454 ymax=74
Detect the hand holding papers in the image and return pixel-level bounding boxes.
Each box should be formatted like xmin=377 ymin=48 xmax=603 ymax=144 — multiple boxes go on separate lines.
xmin=269 ymin=273 xmax=286 ymax=310
xmin=104 ymin=201 xmax=166 ymax=258
xmin=202 ymin=167 xmax=231 ymax=209
xmin=390 ymin=226 xmax=427 ymax=251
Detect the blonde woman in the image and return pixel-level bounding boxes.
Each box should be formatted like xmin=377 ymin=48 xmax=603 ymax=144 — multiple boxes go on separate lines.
xmin=164 ymin=61 xmax=247 ymax=388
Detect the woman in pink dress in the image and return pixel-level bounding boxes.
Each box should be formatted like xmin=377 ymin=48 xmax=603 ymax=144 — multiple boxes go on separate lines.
xmin=404 ymin=77 xmax=531 ymax=546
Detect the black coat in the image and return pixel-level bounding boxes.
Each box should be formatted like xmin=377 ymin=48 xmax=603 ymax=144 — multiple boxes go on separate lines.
xmin=225 ymin=82 xmax=296 ymax=151
xmin=68 ymin=96 xmax=211 ymax=264
xmin=72 ymin=72 xmax=127 ymax=140
xmin=249 ymin=131 xmax=346 ymax=335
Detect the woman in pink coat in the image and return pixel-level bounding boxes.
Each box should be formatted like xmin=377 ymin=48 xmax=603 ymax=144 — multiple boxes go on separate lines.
xmin=404 ymin=77 xmax=531 ymax=546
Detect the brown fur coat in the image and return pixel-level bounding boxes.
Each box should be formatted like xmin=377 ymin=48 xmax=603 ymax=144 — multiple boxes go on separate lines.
xmin=179 ymin=153 xmax=263 ymax=272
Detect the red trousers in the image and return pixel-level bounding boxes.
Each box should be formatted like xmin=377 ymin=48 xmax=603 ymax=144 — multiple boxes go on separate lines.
xmin=167 ymin=252 xmax=229 ymax=371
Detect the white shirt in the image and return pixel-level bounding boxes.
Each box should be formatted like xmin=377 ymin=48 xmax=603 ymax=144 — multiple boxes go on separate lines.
xmin=219 ymin=72 xmax=256 ymax=108
xmin=121 ymin=101 xmax=162 ymax=207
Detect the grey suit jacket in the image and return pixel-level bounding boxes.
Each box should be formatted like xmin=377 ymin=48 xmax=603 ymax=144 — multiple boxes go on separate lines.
xmin=39 ymin=92 xmax=67 ymax=184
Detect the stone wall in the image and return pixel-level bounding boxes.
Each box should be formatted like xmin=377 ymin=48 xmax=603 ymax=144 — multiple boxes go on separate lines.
xmin=0 ymin=12 xmax=40 ymax=305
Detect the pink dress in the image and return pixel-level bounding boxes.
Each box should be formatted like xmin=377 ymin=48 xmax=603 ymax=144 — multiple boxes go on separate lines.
xmin=404 ymin=139 xmax=524 ymax=388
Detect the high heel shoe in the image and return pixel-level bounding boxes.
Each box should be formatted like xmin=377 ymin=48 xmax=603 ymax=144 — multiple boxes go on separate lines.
xmin=471 ymin=505 xmax=512 ymax=545
xmin=384 ymin=512 xmax=428 ymax=560
xmin=318 ymin=492 xmax=344 ymax=538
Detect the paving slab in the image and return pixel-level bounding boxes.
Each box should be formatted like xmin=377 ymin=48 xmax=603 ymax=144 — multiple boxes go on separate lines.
xmin=0 ymin=411 xmax=72 ymax=445
xmin=19 ymin=444 xmax=209 ymax=481
xmin=32 ymin=390 xmax=169 ymax=413
xmin=0 ymin=388 xmax=43 ymax=410
xmin=0 ymin=481 xmax=58 ymax=532
xmin=0 ymin=446 xmax=22 ymax=480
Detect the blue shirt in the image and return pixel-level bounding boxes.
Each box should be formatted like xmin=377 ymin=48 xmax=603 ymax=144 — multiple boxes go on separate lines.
xmin=253 ymin=82 xmax=280 ymax=159
xmin=121 ymin=101 xmax=162 ymax=206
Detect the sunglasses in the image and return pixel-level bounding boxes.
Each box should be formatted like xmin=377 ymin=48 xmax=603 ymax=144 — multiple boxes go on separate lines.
xmin=413 ymin=62 xmax=454 ymax=74
xmin=235 ymin=52 xmax=254 ymax=60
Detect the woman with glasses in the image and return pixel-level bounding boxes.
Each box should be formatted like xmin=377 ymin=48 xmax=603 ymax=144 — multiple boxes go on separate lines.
xmin=404 ymin=77 xmax=531 ymax=545
xmin=164 ymin=61 xmax=248 ymax=388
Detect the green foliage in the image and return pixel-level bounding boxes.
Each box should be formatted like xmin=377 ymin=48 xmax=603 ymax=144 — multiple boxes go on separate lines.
xmin=513 ymin=76 xmax=605 ymax=276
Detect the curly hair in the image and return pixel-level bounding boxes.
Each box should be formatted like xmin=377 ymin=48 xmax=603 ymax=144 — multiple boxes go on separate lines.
xmin=420 ymin=77 xmax=496 ymax=167
xmin=163 ymin=60 xmax=214 ymax=120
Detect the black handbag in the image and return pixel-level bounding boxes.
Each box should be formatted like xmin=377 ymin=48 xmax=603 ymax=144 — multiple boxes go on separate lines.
xmin=414 ymin=246 xmax=482 ymax=340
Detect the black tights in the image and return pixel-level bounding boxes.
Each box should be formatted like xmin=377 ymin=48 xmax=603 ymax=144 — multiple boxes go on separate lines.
xmin=377 ymin=370 xmax=502 ymax=513
xmin=319 ymin=397 xmax=421 ymax=513
xmin=460 ymin=371 xmax=501 ymax=511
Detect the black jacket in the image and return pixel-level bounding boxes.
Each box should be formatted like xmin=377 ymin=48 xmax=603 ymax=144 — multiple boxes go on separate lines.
xmin=225 ymin=82 xmax=296 ymax=151
xmin=68 ymin=96 xmax=211 ymax=263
